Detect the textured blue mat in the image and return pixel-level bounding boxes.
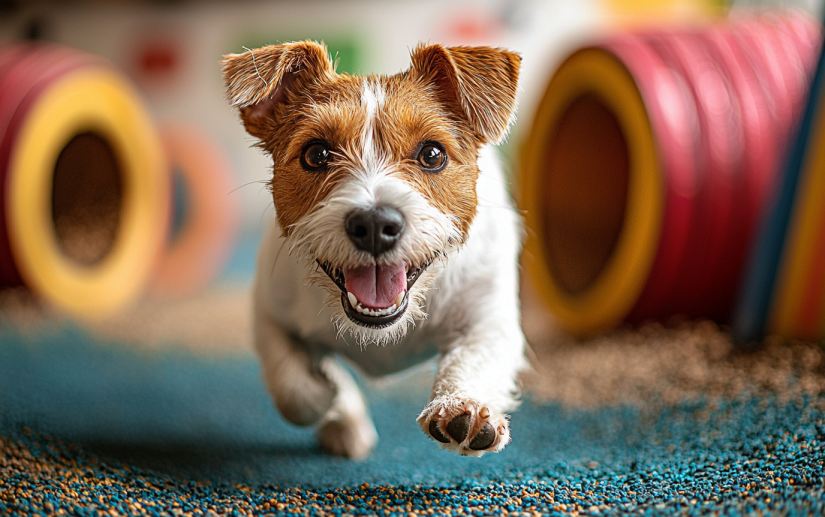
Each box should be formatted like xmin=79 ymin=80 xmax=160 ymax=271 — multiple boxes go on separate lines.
xmin=1 ymin=323 xmax=824 ymax=515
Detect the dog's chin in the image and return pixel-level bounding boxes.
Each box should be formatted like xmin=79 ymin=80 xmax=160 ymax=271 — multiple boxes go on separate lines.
xmin=331 ymin=295 xmax=418 ymax=347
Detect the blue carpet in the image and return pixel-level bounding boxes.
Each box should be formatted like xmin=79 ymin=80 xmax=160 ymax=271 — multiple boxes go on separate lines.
xmin=1 ymin=323 xmax=824 ymax=515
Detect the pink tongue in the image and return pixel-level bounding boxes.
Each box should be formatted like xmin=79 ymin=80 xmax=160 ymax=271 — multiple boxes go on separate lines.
xmin=344 ymin=264 xmax=406 ymax=308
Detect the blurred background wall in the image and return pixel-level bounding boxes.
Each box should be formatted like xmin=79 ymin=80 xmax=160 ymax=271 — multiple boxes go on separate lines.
xmin=0 ymin=0 xmax=603 ymax=235
xmin=1 ymin=0 xmax=823 ymax=327
xmin=5 ymin=0 xmax=795 ymax=233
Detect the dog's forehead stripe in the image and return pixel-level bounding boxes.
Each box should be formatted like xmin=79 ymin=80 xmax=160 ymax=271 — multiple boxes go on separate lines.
xmin=360 ymin=78 xmax=385 ymax=116
xmin=360 ymin=79 xmax=386 ymax=174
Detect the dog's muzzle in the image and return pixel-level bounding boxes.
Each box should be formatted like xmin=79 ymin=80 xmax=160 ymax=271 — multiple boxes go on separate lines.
xmin=317 ymin=206 xmax=432 ymax=329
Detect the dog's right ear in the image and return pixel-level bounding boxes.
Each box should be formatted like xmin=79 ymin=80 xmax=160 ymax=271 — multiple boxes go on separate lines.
xmin=221 ymin=41 xmax=335 ymax=139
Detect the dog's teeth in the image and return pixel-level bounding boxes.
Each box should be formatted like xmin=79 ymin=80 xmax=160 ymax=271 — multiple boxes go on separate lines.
xmin=395 ymin=291 xmax=405 ymax=307
xmin=350 ymin=299 xmax=400 ymax=318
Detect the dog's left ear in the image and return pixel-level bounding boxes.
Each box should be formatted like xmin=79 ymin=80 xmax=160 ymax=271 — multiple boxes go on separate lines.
xmin=410 ymin=44 xmax=521 ymax=144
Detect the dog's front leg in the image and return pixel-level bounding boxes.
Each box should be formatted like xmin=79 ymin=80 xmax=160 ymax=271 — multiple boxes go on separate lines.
xmin=255 ymin=314 xmax=377 ymax=459
xmin=316 ymin=356 xmax=378 ymax=459
xmin=254 ymin=313 xmax=335 ymax=426
xmin=417 ymin=309 xmax=527 ymax=457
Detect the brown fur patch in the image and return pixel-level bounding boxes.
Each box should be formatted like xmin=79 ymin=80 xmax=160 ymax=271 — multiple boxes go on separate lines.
xmin=409 ymin=43 xmax=522 ymax=144
xmin=222 ymin=41 xmax=520 ymax=242
xmin=371 ymin=76 xmax=482 ymax=240
xmin=222 ymin=41 xmax=336 ymax=141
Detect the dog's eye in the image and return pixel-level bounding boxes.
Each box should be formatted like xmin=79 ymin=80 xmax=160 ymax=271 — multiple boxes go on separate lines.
xmin=417 ymin=142 xmax=447 ymax=172
xmin=301 ymin=141 xmax=332 ymax=171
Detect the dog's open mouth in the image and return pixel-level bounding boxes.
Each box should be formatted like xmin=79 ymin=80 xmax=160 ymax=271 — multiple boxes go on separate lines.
xmin=319 ymin=260 xmax=431 ymax=329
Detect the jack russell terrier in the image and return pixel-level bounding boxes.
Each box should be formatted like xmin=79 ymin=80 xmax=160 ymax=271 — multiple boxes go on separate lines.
xmin=222 ymin=41 xmax=527 ymax=459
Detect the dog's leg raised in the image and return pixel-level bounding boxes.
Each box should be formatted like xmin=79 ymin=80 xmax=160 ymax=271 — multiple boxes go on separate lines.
xmin=417 ymin=319 xmax=526 ymax=457
xmin=416 ymin=165 xmax=527 ymax=457
xmin=255 ymin=314 xmax=377 ymax=458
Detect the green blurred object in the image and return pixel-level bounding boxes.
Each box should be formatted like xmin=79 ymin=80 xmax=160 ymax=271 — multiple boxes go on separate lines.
xmin=232 ymin=33 xmax=365 ymax=75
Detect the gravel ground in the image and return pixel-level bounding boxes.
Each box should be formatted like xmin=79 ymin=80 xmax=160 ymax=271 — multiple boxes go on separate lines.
xmin=1 ymin=282 xmax=823 ymax=516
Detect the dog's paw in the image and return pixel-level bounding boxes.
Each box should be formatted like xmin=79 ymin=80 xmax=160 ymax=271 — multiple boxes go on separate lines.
xmin=416 ymin=397 xmax=510 ymax=457
xmin=318 ymin=414 xmax=378 ymax=460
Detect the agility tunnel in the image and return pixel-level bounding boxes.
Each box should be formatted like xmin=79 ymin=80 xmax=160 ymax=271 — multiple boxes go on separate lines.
xmin=0 ymin=44 xmax=169 ymax=318
xmin=150 ymin=121 xmax=239 ymax=298
xmin=520 ymin=11 xmax=821 ymax=337
xmin=735 ymin=12 xmax=825 ymax=343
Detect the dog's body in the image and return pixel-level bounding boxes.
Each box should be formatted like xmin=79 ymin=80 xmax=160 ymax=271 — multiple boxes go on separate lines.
xmin=223 ymin=41 xmax=527 ymax=458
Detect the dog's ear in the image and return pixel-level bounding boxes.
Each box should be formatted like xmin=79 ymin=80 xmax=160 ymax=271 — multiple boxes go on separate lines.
xmin=410 ymin=44 xmax=520 ymax=144
xmin=221 ymin=41 xmax=335 ymax=139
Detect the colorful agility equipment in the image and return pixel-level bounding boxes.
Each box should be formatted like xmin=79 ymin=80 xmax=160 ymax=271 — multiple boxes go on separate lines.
xmin=150 ymin=122 xmax=239 ymax=297
xmin=735 ymin=11 xmax=825 ymax=342
xmin=0 ymin=44 xmax=168 ymax=318
xmin=600 ymin=0 xmax=724 ymax=26
xmin=521 ymin=11 xmax=821 ymax=336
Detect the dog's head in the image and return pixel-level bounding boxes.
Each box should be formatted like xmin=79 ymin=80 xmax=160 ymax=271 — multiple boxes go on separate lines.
xmin=222 ymin=41 xmax=520 ymax=345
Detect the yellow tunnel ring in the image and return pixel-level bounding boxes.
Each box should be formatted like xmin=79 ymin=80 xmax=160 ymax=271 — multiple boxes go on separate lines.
xmin=520 ymin=47 xmax=663 ymax=336
xmin=7 ymin=66 xmax=168 ymax=318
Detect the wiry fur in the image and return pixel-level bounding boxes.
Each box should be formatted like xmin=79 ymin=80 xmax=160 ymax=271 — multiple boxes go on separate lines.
xmin=223 ymin=40 xmax=527 ymax=458
xmin=409 ymin=43 xmax=521 ymax=145
xmin=290 ymin=157 xmax=461 ymax=345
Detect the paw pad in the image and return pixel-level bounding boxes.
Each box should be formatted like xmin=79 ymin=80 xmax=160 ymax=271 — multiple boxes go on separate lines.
xmin=428 ymin=419 xmax=450 ymax=443
xmin=469 ymin=422 xmax=495 ymax=450
xmin=419 ymin=400 xmax=510 ymax=456
xmin=446 ymin=413 xmax=471 ymax=442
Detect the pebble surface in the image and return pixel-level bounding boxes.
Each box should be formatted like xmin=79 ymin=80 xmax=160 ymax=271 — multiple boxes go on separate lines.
xmin=2 ymin=323 xmax=825 ymax=515
xmin=2 ymin=395 xmax=824 ymax=517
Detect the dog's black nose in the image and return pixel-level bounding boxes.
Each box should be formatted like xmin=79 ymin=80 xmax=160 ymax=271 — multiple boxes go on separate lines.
xmin=345 ymin=206 xmax=406 ymax=256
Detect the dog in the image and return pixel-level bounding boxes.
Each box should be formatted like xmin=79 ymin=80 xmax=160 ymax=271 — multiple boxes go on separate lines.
xmin=221 ymin=40 xmax=527 ymax=459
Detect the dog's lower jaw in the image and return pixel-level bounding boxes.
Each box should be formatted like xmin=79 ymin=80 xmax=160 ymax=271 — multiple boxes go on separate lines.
xmin=308 ymin=264 xmax=439 ymax=348
xmin=316 ymin=256 xmax=440 ymax=336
